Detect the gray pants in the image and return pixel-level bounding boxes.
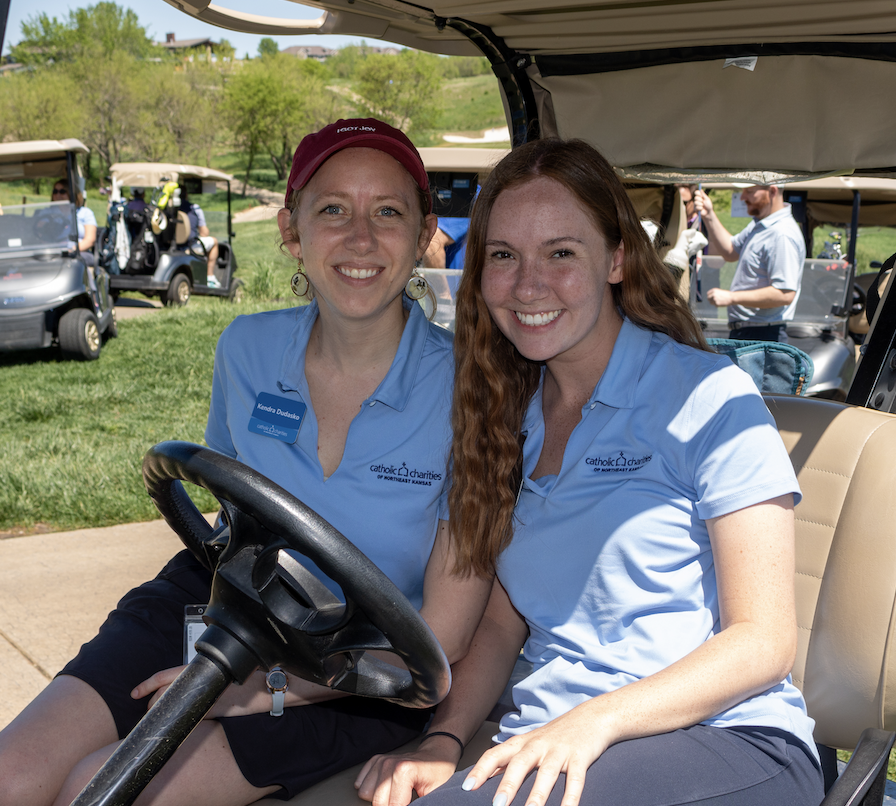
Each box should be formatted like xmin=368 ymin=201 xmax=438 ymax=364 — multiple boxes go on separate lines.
xmin=417 ymin=724 xmax=823 ymax=806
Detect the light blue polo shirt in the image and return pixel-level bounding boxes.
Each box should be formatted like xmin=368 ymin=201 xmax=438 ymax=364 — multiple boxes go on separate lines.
xmin=205 ymin=299 xmax=454 ymax=609
xmin=729 ymin=204 xmax=806 ymax=324
xmin=496 ymin=319 xmax=816 ymax=755
xmin=65 ymin=206 xmax=97 ymax=249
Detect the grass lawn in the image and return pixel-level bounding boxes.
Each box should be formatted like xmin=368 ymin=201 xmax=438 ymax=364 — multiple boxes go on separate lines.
xmin=0 ymin=214 xmax=296 ymax=535
xmin=0 ymin=297 xmax=297 ymax=533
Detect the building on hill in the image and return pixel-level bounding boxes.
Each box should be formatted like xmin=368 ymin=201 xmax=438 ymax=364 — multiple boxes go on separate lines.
xmin=280 ymin=43 xmax=401 ymax=62
xmin=158 ymin=33 xmax=218 ymax=62
xmin=281 ymin=45 xmax=335 ymax=61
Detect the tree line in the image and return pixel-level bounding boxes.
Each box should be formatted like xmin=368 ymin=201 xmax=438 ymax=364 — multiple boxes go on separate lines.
xmin=0 ymin=2 xmax=493 ymax=190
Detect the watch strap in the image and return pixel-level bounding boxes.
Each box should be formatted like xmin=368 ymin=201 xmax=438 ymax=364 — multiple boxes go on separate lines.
xmin=270 ymin=688 xmax=285 ymax=717
xmin=266 ymin=667 xmax=288 ymax=717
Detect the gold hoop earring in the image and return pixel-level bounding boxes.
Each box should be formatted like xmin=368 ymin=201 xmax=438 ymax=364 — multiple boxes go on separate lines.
xmin=291 ymin=264 xmax=309 ymax=298
xmin=404 ymin=264 xmax=428 ymax=301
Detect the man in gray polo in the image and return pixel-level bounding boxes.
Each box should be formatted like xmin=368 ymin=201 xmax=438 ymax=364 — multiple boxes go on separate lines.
xmin=695 ymin=185 xmax=805 ymax=342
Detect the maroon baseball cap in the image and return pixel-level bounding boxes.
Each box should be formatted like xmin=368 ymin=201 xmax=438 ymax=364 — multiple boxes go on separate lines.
xmin=284 ymin=118 xmax=431 ymax=211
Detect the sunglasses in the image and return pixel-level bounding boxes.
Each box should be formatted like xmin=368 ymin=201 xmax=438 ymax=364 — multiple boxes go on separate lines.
xmin=52 ymin=187 xmax=68 ymax=196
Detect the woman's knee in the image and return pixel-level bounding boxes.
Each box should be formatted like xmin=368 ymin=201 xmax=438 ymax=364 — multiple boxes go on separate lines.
xmin=53 ymin=746 xmax=118 ymax=806
xmin=0 ymin=676 xmax=119 ymax=806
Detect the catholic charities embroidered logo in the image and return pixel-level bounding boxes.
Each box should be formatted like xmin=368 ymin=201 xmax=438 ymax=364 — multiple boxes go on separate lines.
xmin=369 ymin=461 xmax=443 ymax=487
xmin=585 ymin=451 xmax=653 ymax=473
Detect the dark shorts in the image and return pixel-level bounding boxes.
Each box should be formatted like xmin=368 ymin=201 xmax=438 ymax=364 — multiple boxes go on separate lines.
xmin=418 ymin=724 xmax=824 ymax=806
xmin=59 ymin=549 xmax=431 ymax=799
xmin=728 ymin=324 xmax=788 ymax=343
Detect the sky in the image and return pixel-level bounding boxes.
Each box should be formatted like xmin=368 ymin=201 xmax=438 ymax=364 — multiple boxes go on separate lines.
xmin=2 ymin=0 xmax=373 ymax=60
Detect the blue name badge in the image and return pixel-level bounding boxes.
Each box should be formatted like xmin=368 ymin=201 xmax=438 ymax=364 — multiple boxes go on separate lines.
xmin=249 ymin=392 xmax=307 ymax=443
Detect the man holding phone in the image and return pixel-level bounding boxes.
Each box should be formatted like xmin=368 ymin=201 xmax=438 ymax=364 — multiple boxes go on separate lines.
xmin=695 ymin=184 xmax=805 ymax=342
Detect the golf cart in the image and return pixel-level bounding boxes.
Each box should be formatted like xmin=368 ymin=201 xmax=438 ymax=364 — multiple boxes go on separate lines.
xmin=691 ymin=177 xmax=896 ymax=400
xmin=0 ymin=139 xmax=117 ymax=361
xmin=67 ymin=1 xmax=896 ymax=804
xmin=417 ymin=147 xmax=508 ymax=328
xmin=99 ymin=163 xmax=241 ymax=306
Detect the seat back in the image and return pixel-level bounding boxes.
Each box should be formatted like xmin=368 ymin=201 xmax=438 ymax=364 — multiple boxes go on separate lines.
xmin=766 ymin=395 xmax=896 ymax=749
xmin=175 ymin=210 xmax=191 ymax=246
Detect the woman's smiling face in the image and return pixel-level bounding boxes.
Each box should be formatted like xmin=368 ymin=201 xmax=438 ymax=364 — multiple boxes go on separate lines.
xmin=481 ymin=175 xmax=624 ymax=366
xmin=279 ymin=147 xmax=436 ymax=324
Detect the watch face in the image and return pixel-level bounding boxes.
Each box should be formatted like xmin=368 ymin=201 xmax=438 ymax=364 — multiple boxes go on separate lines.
xmin=267 ymin=670 xmax=288 ymax=691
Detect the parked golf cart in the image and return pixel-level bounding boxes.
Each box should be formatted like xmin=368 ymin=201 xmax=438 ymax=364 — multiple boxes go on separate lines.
xmin=690 ymin=177 xmax=896 ymax=400
xmin=99 ymin=163 xmax=241 ymax=307
xmin=0 ymin=139 xmax=116 ymax=361
xmin=416 ymin=147 xmax=507 ymax=327
xmin=68 ymin=1 xmax=896 ymax=805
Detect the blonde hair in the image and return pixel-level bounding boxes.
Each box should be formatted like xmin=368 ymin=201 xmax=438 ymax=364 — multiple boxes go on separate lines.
xmin=450 ymin=138 xmax=708 ymax=576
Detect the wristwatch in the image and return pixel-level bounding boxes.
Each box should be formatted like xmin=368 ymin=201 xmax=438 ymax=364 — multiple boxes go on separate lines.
xmin=265 ymin=667 xmax=289 ymax=717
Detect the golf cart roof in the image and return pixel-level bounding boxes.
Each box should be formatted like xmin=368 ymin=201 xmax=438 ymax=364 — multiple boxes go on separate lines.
xmin=163 ymin=0 xmax=896 ymax=181
xmin=418 ymin=147 xmax=508 ymax=175
xmin=0 ymin=139 xmax=90 ymax=181
xmin=109 ymin=162 xmax=233 ymax=187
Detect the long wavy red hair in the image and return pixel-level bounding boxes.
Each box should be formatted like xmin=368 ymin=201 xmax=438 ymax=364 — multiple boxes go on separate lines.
xmin=450 ymin=138 xmax=708 ymax=576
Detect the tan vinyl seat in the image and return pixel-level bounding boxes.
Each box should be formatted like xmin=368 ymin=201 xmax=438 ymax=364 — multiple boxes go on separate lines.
xmin=175 ymin=211 xmax=192 ymax=247
xmin=766 ymin=396 xmax=896 ymax=749
xmin=267 ymin=394 xmax=896 ymax=806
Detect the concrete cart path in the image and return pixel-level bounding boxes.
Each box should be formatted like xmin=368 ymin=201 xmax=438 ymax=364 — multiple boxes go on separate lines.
xmin=0 ymin=519 xmax=187 ymax=730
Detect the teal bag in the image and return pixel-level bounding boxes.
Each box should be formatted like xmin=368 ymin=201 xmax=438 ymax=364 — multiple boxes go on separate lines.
xmin=706 ymin=338 xmax=814 ymax=396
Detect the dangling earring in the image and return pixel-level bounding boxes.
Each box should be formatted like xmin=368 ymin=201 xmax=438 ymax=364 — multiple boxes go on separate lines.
xmin=291 ymin=263 xmax=309 ymax=298
xmin=404 ymin=262 xmax=428 ymax=301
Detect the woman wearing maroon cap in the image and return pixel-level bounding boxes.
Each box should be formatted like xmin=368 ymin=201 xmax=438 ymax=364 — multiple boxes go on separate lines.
xmin=0 ymin=119 xmax=492 ymax=806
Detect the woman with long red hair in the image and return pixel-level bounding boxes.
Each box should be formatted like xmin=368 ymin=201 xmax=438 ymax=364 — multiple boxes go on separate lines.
xmin=358 ymin=138 xmax=824 ymax=806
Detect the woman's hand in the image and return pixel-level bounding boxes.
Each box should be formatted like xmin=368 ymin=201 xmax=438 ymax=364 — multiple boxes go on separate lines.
xmin=355 ymin=734 xmax=463 ymax=806
xmin=80 ymin=222 xmax=97 ymax=253
xmin=132 ymin=666 xmax=188 ymax=710
xmin=132 ymin=667 xmax=344 ymax=717
xmin=461 ymin=704 xmax=616 ymax=806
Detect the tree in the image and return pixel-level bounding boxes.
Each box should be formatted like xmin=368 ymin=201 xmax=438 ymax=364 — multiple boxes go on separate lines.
xmin=326 ymin=43 xmax=370 ymax=79
xmin=131 ymin=68 xmax=203 ymax=163
xmin=439 ymin=56 xmax=492 ymax=79
xmin=258 ymin=37 xmax=279 ymax=59
xmin=216 ymin=39 xmax=236 ymax=63
xmin=354 ymin=50 xmax=443 ymax=133
xmin=0 ymin=67 xmax=85 ymax=147
xmin=10 ymin=2 xmax=158 ymax=65
xmin=75 ymin=51 xmax=144 ymax=170
xmin=222 ymin=55 xmax=342 ymax=188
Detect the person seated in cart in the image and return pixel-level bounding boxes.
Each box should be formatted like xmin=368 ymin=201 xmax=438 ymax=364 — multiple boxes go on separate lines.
xmin=0 ymin=118 xmax=492 ymax=806
xmin=357 ymin=138 xmax=824 ymax=806
xmin=178 ymin=185 xmax=221 ymax=287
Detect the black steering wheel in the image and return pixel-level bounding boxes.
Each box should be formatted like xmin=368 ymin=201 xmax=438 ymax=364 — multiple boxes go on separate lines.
xmin=73 ymin=442 xmax=451 ymax=806
xmin=142 ymin=440 xmax=450 ymax=707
